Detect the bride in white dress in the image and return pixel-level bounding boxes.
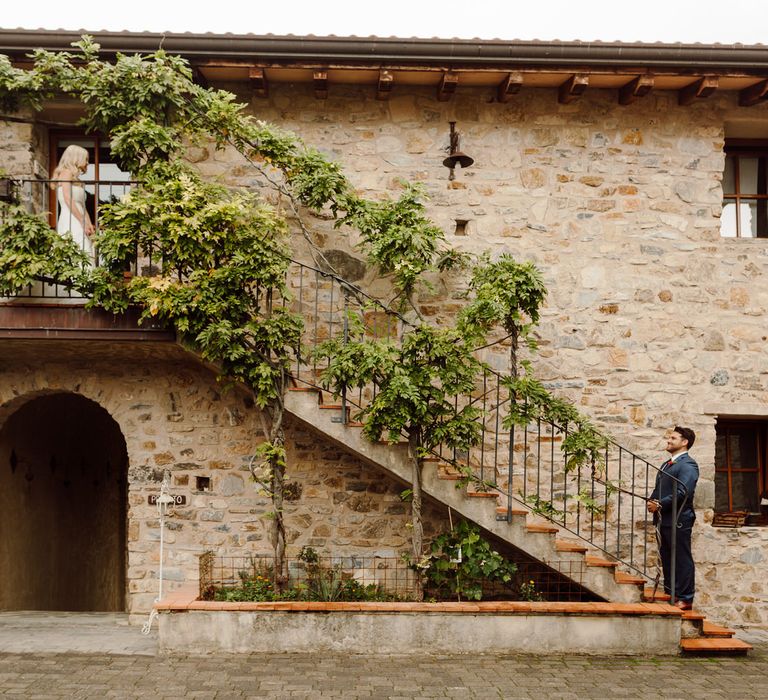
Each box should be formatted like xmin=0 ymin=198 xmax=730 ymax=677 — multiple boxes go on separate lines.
xmin=52 ymin=145 xmax=95 ymax=261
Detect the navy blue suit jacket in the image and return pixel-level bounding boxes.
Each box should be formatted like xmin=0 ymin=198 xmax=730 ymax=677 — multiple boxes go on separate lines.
xmin=650 ymin=453 xmax=699 ymax=528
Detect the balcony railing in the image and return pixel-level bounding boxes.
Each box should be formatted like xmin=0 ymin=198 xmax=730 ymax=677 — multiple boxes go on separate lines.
xmin=6 ymin=178 xmax=147 ymax=300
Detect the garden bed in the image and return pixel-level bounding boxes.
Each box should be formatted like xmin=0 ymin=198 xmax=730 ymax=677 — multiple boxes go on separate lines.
xmin=156 ymin=587 xmax=684 ymax=656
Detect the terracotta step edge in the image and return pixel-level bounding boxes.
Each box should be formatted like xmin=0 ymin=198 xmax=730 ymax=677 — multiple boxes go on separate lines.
xmin=555 ymin=540 xmax=588 ymax=553
xmin=525 ymin=524 xmax=559 ymax=533
xmin=702 ymin=621 xmax=736 ymax=638
xmin=496 ymin=506 xmax=529 ymax=516
xmin=681 ymin=609 xmax=706 ymax=621
xmin=680 ymin=638 xmax=752 ymax=652
xmin=584 ymin=555 xmax=618 ymax=568
xmin=614 ymin=571 xmax=646 ymax=585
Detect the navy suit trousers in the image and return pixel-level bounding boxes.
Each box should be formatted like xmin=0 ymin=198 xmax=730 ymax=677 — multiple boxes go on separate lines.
xmin=659 ymin=520 xmax=695 ymax=602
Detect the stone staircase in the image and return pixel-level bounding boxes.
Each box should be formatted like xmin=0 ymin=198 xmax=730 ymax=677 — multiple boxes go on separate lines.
xmin=285 ymin=385 xmax=753 ymax=655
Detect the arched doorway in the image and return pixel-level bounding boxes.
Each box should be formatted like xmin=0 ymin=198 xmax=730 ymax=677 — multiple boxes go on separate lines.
xmin=0 ymin=393 xmax=127 ymax=611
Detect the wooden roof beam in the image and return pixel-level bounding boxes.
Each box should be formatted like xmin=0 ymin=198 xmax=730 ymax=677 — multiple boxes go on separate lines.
xmin=313 ymin=70 xmax=328 ymax=99
xmin=437 ymin=71 xmax=459 ymax=102
xmin=619 ymin=75 xmax=654 ymax=105
xmin=377 ymin=69 xmax=394 ymax=100
xmin=678 ymin=76 xmax=718 ymax=106
xmin=558 ymin=74 xmax=589 ymax=104
xmin=249 ymin=67 xmax=268 ymax=97
xmin=191 ymin=67 xmax=209 ymax=89
xmin=740 ymin=79 xmax=768 ymax=106
xmin=497 ymin=72 xmax=524 ymax=103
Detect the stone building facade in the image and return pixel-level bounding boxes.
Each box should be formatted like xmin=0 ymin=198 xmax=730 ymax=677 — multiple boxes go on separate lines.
xmin=0 ymin=342 xmax=447 ymax=617
xmin=1 ymin=31 xmax=767 ymax=628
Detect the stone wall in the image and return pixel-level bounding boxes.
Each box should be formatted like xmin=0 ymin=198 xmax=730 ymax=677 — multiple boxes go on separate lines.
xmin=2 ymin=81 xmax=768 ymax=627
xmin=0 ymin=117 xmax=47 ymax=178
xmin=185 ymin=83 xmax=768 ymax=628
xmin=0 ymin=342 xmax=447 ymax=618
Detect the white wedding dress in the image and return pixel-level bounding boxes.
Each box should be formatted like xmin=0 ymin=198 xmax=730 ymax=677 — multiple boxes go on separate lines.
xmin=57 ymin=183 xmax=94 ymax=258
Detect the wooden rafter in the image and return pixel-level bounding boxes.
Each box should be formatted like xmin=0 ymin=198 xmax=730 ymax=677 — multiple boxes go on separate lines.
xmin=678 ymin=76 xmax=718 ymax=106
xmin=437 ymin=71 xmax=459 ymax=102
xmin=619 ymin=75 xmax=654 ymax=105
xmin=558 ymin=74 xmax=589 ymax=104
xmin=497 ymin=72 xmax=524 ymax=103
xmin=377 ymin=70 xmax=394 ymax=100
xmin=739 ymin=79 xmax=768 ymax=107
xmin=249 ymin=67 xmax=268 ymax=98
xmin=191 ymin=67 xmax=209 ymax=89
xmin=313 ymin=70 xmax=328 ymax=99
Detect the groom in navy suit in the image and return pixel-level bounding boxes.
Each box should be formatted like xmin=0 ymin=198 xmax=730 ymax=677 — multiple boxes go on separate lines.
xmin=647 ymin=427 xmax=699 ymax=610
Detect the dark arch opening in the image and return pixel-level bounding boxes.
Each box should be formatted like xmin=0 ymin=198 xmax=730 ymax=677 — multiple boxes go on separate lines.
xmin=0 ymin=393 xmax=127 ymax=611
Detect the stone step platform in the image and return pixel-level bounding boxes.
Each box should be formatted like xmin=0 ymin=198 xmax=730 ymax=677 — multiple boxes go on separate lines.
xmin=642 ymin=587 xmax=670 ymax=602
xmin=680 ymin=637 xmax=752 ymax=655
xmin=702 ymin=621 xmax=736 ymax=637
xmin=156 ymin=590 xmax=686 ymax=656
xmin=675 ymin=606 xmax=752 ymax=656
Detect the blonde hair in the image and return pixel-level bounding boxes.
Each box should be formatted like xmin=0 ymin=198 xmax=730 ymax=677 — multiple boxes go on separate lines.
xmin=53 ymin=144 xmax=89 ymax=182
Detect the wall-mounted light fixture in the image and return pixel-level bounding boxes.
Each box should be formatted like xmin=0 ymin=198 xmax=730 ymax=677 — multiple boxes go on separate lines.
xmin=442 ymin=121 xmax=474 ymax=181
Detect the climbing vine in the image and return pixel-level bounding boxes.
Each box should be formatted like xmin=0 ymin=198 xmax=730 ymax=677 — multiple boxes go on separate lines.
xmin=0 ymin=37 xmax=611 ymax=586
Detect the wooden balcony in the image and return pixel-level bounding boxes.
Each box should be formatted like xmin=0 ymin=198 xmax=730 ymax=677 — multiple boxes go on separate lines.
xmin=0 ymin=304 xmax=174 ymax=342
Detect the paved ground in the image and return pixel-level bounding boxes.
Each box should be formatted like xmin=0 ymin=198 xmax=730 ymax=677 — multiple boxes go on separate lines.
xmin=0 ymin=613 xmax=766 ymax=699
xmin=0 ymin=612 xmax=157 ymax=656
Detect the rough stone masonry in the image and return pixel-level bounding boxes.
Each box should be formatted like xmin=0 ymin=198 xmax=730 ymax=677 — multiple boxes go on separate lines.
xmin=2 ymin=79 xmax=768 ymax=628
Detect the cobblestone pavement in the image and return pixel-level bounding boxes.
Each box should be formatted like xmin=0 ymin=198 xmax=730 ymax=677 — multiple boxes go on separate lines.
xmin=0 ymin=646 xmax=766 ymax=699
xmin=0 ymin=614 xmax=766 ymax=699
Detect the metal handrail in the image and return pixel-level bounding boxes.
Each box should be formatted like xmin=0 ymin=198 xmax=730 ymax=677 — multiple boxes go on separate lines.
xmin=285 ymin=258 xmax=688 ymax=592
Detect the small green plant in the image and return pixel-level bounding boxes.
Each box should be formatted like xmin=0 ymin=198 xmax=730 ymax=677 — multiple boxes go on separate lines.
xmin=517 ymin=578 xmax=544 ymax=602
xmin=522 ymin=493 xmax=565 ymax=520
xmin=420 ymin=520 xmax=517 ymax=601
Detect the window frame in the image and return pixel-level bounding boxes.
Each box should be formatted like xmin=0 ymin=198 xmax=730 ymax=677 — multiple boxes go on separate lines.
xmin=49 ymin=130 xmax=132 ymax=230
xmin=722 ymin=138 xmax=768 ymax=239
xmin=714 ymin=418 xmax=768 ymax=525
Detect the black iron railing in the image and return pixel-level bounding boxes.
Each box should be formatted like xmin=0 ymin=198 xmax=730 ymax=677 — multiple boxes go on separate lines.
xmin=198 ymin=552 xmax=596 ymax=602
xmin=287 ymin=260 xmax=688 ymax=595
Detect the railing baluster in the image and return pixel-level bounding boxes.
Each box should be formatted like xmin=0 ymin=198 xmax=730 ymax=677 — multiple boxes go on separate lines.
xmin=480 ymin=372 xmax=487 ymax=484
xmin=562 ymin=421 xmax=568 ymax=528
xmin=523 ymin=399 xmax=528 ymax=502
xmin=603 ymin=444 xmax=609 ymax=553
xmin=617 ymin=449 xmax=623 ymax=559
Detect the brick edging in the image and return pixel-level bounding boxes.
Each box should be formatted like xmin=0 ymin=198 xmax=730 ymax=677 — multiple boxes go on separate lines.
xmin=155 ymin=590 xmax=682 ymax=617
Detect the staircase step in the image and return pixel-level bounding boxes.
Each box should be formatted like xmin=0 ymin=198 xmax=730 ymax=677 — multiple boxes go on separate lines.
xmin=347 ymin=421 xmax=365 ymax=428
xmin=702 ymin=621 xmax=735 ymax=638
xmin=585 ymin=555 xmax=618 ymax=568
xmin=642 ymin=587 xmax=670 ymax=602
xmin=525 ymin=523 xmax=559 ymax=534
xmin=614 ymin=571 xmax=646 ymax=586
xmin=496 ymin=505 xmax=529 ymax=517
xmin=680 ymin=637 xmax=752 ymax=654
xmin=555 ymin=540 xmax=588 ymax=554
xmin=681 ymin=609 xmax=706 ymax=621
xmin=318 ymin=404 xmax=344 ymax=410
xmin=467 ymin=491 xmax=499 ymax=499
xmin=287 ymin=387 xmax=320 ymax=393
xmin=437 ymin=467 xmax=464 ymax=480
